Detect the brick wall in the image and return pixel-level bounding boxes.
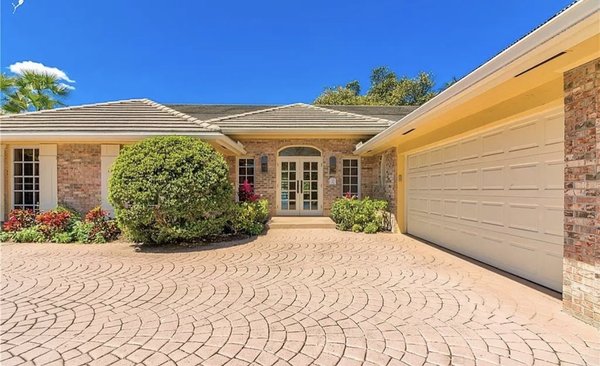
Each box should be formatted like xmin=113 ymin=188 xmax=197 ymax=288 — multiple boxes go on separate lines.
xmin=57 ymin=144 xmax=101 ymax=213
xmin=563 ymin=58 xmax=600 ymax=327
xmin=228 ymin=139 xmax=365 ymax=215
xmin=361 ymin=147 xmax=397 ymax=214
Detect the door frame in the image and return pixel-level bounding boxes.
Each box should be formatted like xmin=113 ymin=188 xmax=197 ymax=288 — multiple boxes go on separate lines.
xmin=276 ymin=153 xmax=323 ymax=216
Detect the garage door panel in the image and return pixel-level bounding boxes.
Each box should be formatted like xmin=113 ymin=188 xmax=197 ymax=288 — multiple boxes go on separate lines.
xmin=508 ymin=162 xmax=540 ymax=190
xmin=460 ymin=138 xmax=481 ymax=160
xmin=507 ymin=203 xmax=539 ymax=233
xmin=543 ymin=205 xmax=564 ymax=237
xmin=544 ymin=159 xmax=564 ymax=190
xmin=508 ymin=121 xmax=539 ymax=152
xmin=459 ymin=200 xmax=478 ymax=222
xmin=482 ymin=130 xmax=505 ymax=157
xmin=459 ymin=169 xmax=479 ymax=189
xmin=406 ymin=108 xmax=564 ymax=291
xmin=543 ymin=113 xmax=564 ymax=146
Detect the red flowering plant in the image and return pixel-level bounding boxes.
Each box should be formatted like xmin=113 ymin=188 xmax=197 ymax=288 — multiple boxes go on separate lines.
xmin=36 ymin=210 xmax=73 ymax=239
xmin=238 ymin=180 xmax=260 ymax=202
xmin=85 ymin=207 xmax=108 ymax=223
xmin=74 ymin=207 xmax=120 ymax=243
xmin=3 ymin=209 xmax=36 ymax=232
xmin=344 ymin=191 xmax=358 ymax=199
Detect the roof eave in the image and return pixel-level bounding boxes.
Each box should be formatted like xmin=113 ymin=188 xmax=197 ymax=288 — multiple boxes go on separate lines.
xmin=354 ymin=0 xmax=599 ymax=155
xmin=0 ymin=131 xmax=225 ymax=143
xmin=220 ymin=127 xmax=387 ymax=135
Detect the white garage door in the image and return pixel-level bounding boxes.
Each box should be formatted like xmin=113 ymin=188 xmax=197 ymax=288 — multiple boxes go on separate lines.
xmin=406 ymin=107 xmax=564 ymax=291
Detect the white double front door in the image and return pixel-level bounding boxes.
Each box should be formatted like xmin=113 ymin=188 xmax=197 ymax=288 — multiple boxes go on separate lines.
xmin=277 ymin=157 xmax=322 ymax=216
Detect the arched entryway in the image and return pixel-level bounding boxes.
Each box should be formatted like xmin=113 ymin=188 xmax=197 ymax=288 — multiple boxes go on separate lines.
xmin=276 ymin=146 xmax=323 ymax=216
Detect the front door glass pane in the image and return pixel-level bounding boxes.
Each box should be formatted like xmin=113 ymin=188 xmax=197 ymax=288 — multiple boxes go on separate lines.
xmin=280 ymin=161 xmax=297 ymax=211
xmin=302 ymin=160 xmax=319 ymax=211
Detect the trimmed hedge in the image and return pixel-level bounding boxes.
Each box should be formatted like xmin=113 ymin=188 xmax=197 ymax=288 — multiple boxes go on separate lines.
xmin=109 ymin=136 xmax=234 ymax=244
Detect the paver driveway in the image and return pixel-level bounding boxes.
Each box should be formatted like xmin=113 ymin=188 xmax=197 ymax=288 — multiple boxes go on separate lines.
xmin=1 ymin=229 xmax=599 ymax=366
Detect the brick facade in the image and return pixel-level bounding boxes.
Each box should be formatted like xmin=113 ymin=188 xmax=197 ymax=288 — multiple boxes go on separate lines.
xmin=362 ymin=147 xmax=397 ymax=214
xmin=57 ymin=144 xmax=102 ymax=213
xmin=563 ymin=58 xmax=600 ymax=327
xmin=228 ymin=139 xmax=366 ymax=215
xmin=225 ymin=139 xmax=398 ymax=222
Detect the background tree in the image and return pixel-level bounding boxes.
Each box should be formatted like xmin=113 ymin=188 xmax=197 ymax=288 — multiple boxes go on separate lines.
xmin=314 ymin=66 xmax=443 ymax=106
xmin=1 ymin=71 xmax=71 ymax=113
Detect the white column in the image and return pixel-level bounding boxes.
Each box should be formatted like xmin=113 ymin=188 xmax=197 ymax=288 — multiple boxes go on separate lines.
xmin=0 ymin=145 xmax=5 ymax=219
xmin=101 ymin=145 xmax=120 ymax=217
xmin=39 ymin=144 xmax=58 ymax=211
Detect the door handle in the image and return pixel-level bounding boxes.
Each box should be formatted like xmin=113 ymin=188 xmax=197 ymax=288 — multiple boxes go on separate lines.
xmin=296 ymin=180 xmax=299 ymax=193
xmin=300 ymin=180 xmax=303 ymax=194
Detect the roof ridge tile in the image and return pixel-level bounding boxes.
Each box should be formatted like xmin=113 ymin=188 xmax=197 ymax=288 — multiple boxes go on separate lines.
xmin=300 ymin=103 xmax=395 ymax=125
xmin=140 ymin=99 xmax=221 ymax=131
xmin=0 ymin=98 xmax=147 ymax=119
xmin=202 ymin=104 xmax=301 ymax=124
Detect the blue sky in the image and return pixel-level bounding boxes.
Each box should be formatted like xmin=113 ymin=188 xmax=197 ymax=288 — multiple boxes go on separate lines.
xmin=2 ymin=0 xmax=574 ymax=106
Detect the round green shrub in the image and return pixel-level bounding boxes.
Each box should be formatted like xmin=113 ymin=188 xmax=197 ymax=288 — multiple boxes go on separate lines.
xmin=109 ymin=136 xmax=233 ymax=244
xmin=351 ymin=224 xmax=363 ymax=233
xmin=363 ymin=222 xmax=379 ymax=234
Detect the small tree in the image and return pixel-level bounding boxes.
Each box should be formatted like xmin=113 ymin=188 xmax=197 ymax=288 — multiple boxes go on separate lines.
xmin=109 ymin=136 xmax=233 ymax=244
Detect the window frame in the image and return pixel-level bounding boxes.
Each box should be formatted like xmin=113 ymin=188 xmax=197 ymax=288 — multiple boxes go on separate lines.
xmin=10 ymin=146 xmax=41 ymax=211
xmin=236 ymin=156 xmax=256 ymax=190
xmin=341 ymin=158 xmax=361 ymax=198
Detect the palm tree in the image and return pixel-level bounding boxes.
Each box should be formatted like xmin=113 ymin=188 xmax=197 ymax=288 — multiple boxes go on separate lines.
xmin=1 ymin=71 xmax=71 ymax=113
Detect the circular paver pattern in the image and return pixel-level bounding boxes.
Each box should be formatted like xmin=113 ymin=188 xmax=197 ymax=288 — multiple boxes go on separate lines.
xmin=1 ymin=229 xmax=599 ymax=366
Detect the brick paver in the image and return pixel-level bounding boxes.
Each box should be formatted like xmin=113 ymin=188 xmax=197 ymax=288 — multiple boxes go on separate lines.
xmin=1 ymin=229 xmax=599 ymax=365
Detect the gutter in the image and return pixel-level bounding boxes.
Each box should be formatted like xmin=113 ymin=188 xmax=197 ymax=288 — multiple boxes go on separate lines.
xmin=354 ymin=0 xmax=599 ymax=155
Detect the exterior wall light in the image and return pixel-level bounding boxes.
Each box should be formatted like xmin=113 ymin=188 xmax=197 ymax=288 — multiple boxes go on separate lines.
xmin=261 ymin=155 xmax=268 ymax=173
xmin=329 ymin=156 xmax=337 ymax=174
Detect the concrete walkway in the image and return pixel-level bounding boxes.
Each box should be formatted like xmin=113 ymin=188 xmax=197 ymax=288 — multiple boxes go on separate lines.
xmin=1 ymin=229 xmax=598 ymax=365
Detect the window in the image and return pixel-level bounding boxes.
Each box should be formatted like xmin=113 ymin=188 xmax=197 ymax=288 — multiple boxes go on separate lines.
xmin=238 ymin=158 xmax=255 ymax=188
xmin=278 ymin=146 xmax=321 ymax=156
xmin=13 ymin=148 xmax=40 ymax=210
xmin=342 ymin=158 xmax=360 ymax=197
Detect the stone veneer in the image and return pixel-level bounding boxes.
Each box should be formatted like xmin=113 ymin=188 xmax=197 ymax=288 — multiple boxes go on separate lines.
xmin=57 ymin=144 xmax=102 ymax=213
xmin=563 ymin=57 xmax=600 ymax=327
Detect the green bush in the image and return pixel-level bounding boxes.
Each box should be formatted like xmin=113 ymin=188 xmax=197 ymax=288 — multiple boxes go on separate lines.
xmin=72 ymin=221 xmax=95 ymax=243
xmin=231 ymin=199 xmax=269 ymax=235
xmin=109 ymin=136 xmax=234 ymax=245
xmin=331 ymin=197 xmax=388 ymax=233
xmin=51 ymin=232 xmax=73 ymax=243
xmin=12 ymin=226 xmax=45 ymax=243
xmin=363 ymin=222 xmax=379 ymax=234
xmin=0 ymin=231 xmax=12 ymax=242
